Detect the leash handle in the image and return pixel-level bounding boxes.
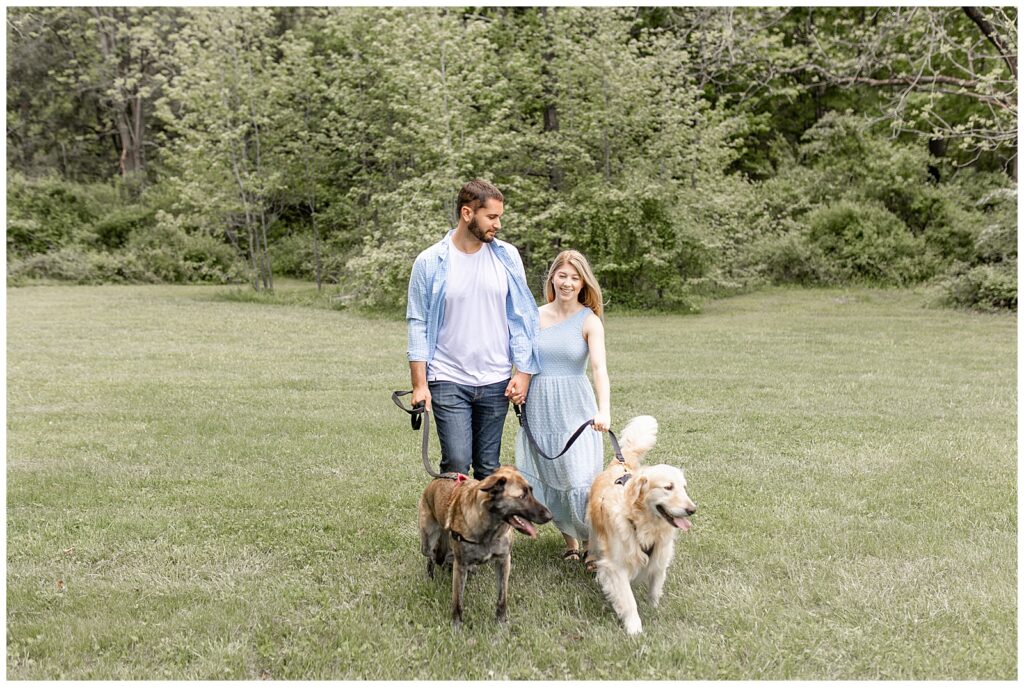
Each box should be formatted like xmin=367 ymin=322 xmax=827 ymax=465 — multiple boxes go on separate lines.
xmin=391 ymin=390 xmax=425 ymax=430
xmin=514 ymin=403 xmax=625 ymax=464
xmin=392 ymin=390 xmax=459 ymax=480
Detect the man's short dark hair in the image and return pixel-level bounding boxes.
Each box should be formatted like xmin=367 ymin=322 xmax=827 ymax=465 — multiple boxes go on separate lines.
xmin=457 ymin=179 xmax=504 ymax=214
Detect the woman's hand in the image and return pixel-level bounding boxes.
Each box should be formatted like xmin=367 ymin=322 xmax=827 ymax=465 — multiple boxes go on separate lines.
xmin=504 ymin=371 xmax=532 ymax=405
xmin=592 ymin=411 xmax=610 ymax=432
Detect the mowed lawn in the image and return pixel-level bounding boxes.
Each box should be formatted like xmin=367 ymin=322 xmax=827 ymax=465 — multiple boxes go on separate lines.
xmin=6 ymin=283 xmax=1016 ymax=679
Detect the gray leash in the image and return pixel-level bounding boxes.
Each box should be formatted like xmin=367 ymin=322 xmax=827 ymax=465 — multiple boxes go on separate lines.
xmin=391 ymin=390 xmax=459 ymax=480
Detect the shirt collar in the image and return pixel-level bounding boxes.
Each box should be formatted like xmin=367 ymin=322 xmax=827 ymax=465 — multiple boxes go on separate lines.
xmin=441 ymin=229 xmax=509 ymax=262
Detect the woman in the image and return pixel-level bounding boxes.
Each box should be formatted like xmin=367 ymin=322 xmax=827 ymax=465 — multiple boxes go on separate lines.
xmin=514 ymin=250 xmax=609 ymax=570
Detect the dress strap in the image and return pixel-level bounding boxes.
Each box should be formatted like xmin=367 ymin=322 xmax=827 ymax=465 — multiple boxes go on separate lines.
xmin=574 ymin=306 xmax=592 ymax=330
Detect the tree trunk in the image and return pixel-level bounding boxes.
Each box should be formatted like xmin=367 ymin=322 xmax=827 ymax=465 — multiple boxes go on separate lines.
xmin=601 ymin=73 xmax=611 ymax=183
xmin=92 ymin=7 xmax=146 ymax=178
xmin=301 ymin=99 xmax=322 ymax=290
xmin=247 ymin=78 xmax=273 ymax=292
xmin=962 ymin=7 xmax=1018 ymax=181
xmin=228 ymin=140 xmax=261 ymax=291
xmin=304 ymin=151 xmax=322 ymax=291
xmin=439 ymin=11 xmax=458 ymax=228
xmin=962 ymin=7 xmax=1017 ymax=79
xmin=245 ymin=210 xmax=259 ymax=291
xmin=259 ymin=203 xmax=274 ymax=291
xmin=310 ymin=201 xmax=322 ymax=291
xmin=540 ymin=7 xmax=563 ymax=193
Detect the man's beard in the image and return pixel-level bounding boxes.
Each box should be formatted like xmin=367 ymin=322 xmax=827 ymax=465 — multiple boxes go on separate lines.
xmin=467 ymin=216 xmax=494 ymax=243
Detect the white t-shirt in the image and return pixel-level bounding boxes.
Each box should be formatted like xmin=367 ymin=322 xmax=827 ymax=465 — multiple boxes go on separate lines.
xmin=428 ymin=244 xmax=512 ymax=385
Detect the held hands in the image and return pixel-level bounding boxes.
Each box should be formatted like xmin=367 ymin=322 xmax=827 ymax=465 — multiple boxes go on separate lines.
xmin=592 ymin=411 xmax=610 ymax=433
xmin=504 ymin=371 xmax=532 ymax=406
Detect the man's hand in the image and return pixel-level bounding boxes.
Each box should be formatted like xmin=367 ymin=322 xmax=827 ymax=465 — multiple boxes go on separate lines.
xmin=504 ymin=371 xmax=532 ymax=405
xmin=412 ymin=385 xmax=432 ymax=413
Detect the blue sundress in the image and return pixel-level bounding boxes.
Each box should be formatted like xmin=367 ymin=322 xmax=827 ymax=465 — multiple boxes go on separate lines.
xmin=514 ymin=306 xmax=603 ymax=541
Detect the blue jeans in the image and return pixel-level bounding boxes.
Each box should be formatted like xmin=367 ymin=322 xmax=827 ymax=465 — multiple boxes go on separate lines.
xmin=429 ymin=379 xmax=510 ymax=479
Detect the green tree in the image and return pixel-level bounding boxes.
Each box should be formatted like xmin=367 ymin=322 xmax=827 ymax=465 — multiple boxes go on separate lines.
xmin=156 ymin=7 xmax=282 ymax=290
xmin=7 ymin=7 xmax=179 ymax=181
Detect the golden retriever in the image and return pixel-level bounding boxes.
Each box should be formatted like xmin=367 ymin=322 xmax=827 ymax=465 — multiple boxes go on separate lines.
xmin=586 ymin=416 xmax=697 ymax=634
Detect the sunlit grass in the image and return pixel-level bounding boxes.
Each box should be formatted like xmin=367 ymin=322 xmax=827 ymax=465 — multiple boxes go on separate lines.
xmin=6 ymin=283 xmax=1015 ymax=678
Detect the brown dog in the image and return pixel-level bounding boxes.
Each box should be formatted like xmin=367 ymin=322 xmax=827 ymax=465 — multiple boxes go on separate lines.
xmin=418 ymin=465 xmax=552 ymax=628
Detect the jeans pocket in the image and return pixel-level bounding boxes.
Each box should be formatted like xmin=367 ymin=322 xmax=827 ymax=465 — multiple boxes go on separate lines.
xmin=429 ymin=381 xmax=458 ymax=404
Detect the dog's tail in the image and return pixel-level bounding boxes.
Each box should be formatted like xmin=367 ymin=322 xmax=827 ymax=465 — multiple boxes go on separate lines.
xmin=617 ymin=415 xmax=658 ymax=467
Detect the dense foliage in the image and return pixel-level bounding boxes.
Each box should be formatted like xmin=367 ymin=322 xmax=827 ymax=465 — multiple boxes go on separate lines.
xmin=7 ymin=7 xmax=1017 ymax=311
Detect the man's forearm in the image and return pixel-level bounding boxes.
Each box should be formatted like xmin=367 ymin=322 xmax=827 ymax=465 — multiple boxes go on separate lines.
xmin=410 ymin=361 xmax=428 ymax=390
xmin=410 ymin=361 xmax=431 ymax=410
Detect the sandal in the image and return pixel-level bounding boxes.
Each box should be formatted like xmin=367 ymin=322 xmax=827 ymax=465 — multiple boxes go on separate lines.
xmin=561 ymin=549 xmax=582 ymax=562
xmin=582 ymin=550 xmax=598 ymax=573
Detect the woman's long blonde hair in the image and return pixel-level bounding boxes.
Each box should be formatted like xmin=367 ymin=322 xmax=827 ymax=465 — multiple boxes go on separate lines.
xmin=544 ymin=250 xmax=604 ymax=319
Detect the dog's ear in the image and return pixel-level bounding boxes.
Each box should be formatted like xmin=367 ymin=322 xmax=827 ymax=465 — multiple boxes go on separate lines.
xmin=632 ymin=474 xmax=649 ymax=510
xmin=480 ymin=475 xmax=507 ymax=493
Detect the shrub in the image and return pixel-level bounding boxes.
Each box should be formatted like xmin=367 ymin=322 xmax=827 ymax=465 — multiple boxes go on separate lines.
xmin=742 ymin=231 xmax=832 ymax=285
xmin=344 ymin=179 xmax=451 ymax=310
xmin=919 ymin=201 xmax=981 ymax=263
xmin=951 ymin=170 xmax=1016 ymax=208
xmin=92 ymin=206 xmax=157 ymax=250
xmin=7 ymin=247 xmax=151 ymax=284
xmin=935 ymin=262 xmax=1017 ymax=311
xmin=6 ymin=173 xmax=97 ymax=255
xmin=548 ymin=180 xmax=713 ymax=310
xmin=929 ymin=178 xmax=1016 ymax=311
xmin=975 ymin=219 xmax=1016 ymax=264
xmin=124 ymin=211 xmax=246 ymax=283
xmin=747 ymin=166 xmax=819 ymax=238
xmin=804 ymin=201 xmax=936 ymax=284
xmin=798 ymin=113 xmax=986 ymax=246
xmin=969 ymin=186 xmax=1017 ymax=264
xmin=271 ymin=231 xmax=337 ymax=283
xmin=270 ymin=233 xmax=312 ymax=278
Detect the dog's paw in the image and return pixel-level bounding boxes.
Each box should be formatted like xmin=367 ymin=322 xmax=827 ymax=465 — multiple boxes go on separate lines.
xmin=624 ymin=615 xmax=643 ymax=635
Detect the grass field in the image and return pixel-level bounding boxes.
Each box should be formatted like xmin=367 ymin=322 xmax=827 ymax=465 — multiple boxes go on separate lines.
xmin=6 ymin=283 xmax=1017 ymax=679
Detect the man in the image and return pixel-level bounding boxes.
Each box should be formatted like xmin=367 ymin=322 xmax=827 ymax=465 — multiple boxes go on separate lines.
xmin=406 ymin=179 xmax=540 ymax=479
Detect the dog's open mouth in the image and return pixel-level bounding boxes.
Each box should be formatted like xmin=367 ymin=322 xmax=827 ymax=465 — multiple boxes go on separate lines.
xmin=657 ymin=505 xmax=692 ymax=532
xmin=507 ymin=515 xmax=538 ymax=538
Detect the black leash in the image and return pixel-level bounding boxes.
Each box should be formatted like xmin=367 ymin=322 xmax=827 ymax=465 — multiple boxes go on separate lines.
xmin=392 ymin=390 xmax=626 ymax=481
xmin=513 ymin=403 xmax=625 ymax=465
xmin=391 ymin=390 xmax=459 ymax=480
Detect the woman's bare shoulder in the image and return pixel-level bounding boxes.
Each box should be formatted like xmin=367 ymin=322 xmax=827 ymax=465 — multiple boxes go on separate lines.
xmin=582 ymin=309 xmax=603 ymax=337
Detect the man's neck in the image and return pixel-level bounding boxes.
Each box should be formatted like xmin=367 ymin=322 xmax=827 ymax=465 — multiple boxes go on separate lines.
xmin=451 ymin=224 xmax=485 ymax=254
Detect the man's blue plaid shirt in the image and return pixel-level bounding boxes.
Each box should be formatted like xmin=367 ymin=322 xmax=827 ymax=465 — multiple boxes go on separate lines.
xmin=406 ymin=231 xmax=540 ymax=375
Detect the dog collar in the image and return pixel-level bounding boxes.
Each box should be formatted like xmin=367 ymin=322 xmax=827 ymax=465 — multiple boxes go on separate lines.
xmin=614 ymin=472 xmax=632 ymax=486
xmin=450 ymin=529 xmax=481 ymax=546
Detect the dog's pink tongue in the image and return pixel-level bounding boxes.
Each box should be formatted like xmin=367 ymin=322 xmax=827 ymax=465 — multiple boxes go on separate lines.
xmin=674 ymin=517 xmax=692 ymax=532
xmin=512 ymin=516 xmax=538 ymax=539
